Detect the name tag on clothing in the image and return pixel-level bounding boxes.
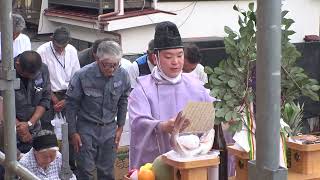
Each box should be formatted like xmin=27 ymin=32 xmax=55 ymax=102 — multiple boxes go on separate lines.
xmin=34 ymin=73 xmax=44 ymax=91
xmin=35 ymin=78 xmax=43 ymax=86
xmin=34 ymin=86 xmax=43 ymax=92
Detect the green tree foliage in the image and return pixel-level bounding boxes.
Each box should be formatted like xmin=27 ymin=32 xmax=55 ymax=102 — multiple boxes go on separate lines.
xmin=205 ymin=2 xmax=320 ymax=132
xmin=282 ymin=102 xmax=304 ymax=136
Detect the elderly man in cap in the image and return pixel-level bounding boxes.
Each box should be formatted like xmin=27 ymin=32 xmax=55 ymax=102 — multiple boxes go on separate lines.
xmin=128 ymin=21 xmax=216 ymax=168
xmin=0 ymin=13 xmax=31 ymax=60
xmin=19 ymin=130 xmax=77 ymax=179
xmin=37 ymin=26 xmax=80 ymax=130
xmin=66 ymin=41 xmax=130 ymax=180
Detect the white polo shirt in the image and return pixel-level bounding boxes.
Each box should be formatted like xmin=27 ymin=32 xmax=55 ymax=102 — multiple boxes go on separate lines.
xmin=0 ymin=33 xmax=31 ymax=59
xmin=120 ymin=58 xmax=132 ymax=73
xmin=37 ymin=41 xmax=80 ymax=92
xmin=190 ymin=64 xmax=208 ymax=85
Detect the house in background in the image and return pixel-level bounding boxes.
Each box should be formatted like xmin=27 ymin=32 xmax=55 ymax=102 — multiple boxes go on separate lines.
xmin=15 ymin=0 xmax=320 ymax=55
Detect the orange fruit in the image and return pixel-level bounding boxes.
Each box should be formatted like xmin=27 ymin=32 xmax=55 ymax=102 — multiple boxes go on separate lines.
xmin=138 ymin=169 xmax=155 ymax=180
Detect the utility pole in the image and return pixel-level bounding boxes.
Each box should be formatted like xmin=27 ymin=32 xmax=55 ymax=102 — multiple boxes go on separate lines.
xmin=248 ymin=0 xmax=288 ymax=179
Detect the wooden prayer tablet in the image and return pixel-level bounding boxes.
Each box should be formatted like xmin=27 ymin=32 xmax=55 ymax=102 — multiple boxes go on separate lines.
xmin=181 ymin=102 xmax=215 ymax=133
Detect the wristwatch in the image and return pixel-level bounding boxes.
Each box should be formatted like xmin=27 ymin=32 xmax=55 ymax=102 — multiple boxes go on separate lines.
xmin=27 ymin=121 xmax=33 ymax=128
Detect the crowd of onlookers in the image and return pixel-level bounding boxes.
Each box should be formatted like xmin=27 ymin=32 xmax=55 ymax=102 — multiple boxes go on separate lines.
xmin=0 ymin=14 xmax=208 ymax=180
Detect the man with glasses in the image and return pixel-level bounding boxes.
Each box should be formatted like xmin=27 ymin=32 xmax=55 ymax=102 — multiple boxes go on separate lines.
xmin=66 ymin=41 xmax=130 ymax=180
xmin=78 ymin=38 xmax=132 ymax=71
xmin=36 ymin=26 xmax=80 ymax=131
xmin=12 ymin=51 xmax=51 ymax=153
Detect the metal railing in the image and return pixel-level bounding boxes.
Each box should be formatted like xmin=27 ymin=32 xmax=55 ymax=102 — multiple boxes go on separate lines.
xmin=0 ymin=152 xmax=40 ymax=180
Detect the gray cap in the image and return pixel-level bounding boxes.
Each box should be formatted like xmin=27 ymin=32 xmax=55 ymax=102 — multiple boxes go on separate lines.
xmin=52 ymin=26 xmax=70 ymax=45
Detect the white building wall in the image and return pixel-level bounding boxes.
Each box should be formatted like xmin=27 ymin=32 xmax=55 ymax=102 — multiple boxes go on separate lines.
xmin=117 ymin=25 xmax=156 ymax=55
xmin=282 ymin=0 xmax=320 ymax=43
xmin=119 ymin=0 xmax=320 ymax=54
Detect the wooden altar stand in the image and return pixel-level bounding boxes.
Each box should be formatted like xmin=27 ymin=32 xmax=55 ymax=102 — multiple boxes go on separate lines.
xmin=287 ymin=140 xmax=320 ymax=179
xmin=162 ymin=153 xmax=220 ymax=180
xmin=228 ymin=143 xmax=320 ymax=180
xmin=227 ymin=145 xmax=249 ymax=180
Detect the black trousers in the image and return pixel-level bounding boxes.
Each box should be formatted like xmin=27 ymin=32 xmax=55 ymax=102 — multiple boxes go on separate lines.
xmin=42 ymin=90 xmax=77 ymax=171
xmin=41 ymin=90 xmax=67 ymax=130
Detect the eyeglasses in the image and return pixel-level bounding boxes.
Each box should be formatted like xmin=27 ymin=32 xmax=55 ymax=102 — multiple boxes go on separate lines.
xmin=101 ymin=62 xmax=121 ymax=70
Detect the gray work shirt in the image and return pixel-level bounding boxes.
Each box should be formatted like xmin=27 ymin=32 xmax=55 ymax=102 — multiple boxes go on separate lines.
xmin=15 ymin=63 xmax=51 ymax=134
xmin=66 ymin=62 xmax=131 ymax=135
xmin=0 ymin=60 xmax=51 ymax=122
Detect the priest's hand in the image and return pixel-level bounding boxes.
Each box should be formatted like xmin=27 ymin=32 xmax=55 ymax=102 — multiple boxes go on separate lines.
xmin=159 ymin=112 xmax=191 ymax=134
xmin=71 ymin=133 xmax=82 ymax=153
xmin=179 ymin=117 xmax=191 ymax=132
xmin=115 ymin=126 xmax=123 ymax=150
xmin=173 ymin=111 xmax=191 ymax=132
xmin=159 ymin=118 xmax=175 ymax=134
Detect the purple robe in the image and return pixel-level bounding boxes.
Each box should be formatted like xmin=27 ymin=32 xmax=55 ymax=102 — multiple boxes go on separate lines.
xmin=128 ymin=73 xmax=214 ymax=168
